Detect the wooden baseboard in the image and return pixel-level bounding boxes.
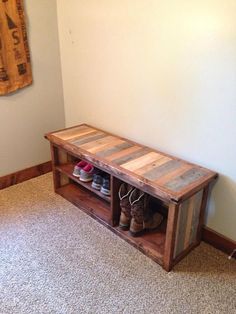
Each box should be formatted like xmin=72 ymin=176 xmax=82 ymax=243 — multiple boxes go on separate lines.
xmin=203 ymin=226 xmax=236 ymax=257
xmin=0 ymin=161 xmax=52 ymax=190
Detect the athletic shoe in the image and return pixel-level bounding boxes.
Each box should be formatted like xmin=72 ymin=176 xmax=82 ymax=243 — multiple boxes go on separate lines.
xmin=91 ymin=173 xmax=103 ymax=190
xmin=100 ymin=177 xmax=111 ymax=196
xmin=72 ymin=160 xmax=88 ymax=177
xmin=79 ymin=164 xmax=94 ymax=182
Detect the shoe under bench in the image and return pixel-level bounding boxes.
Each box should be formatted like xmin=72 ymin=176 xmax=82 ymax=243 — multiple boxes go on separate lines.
xmin=45 ymin=124 xmax=218 ymax=271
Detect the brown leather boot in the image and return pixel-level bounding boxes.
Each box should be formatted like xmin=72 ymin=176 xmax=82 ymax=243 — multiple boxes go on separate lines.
xmin=129 ymin=189 xmax=148 ymax=237
xmin=143 ymin=209 xmax=163 ymax=231
xmin=118 ymin=183 xmax=133 ymax=230
xmin=129 ymin=189 xmax=163 ymax=237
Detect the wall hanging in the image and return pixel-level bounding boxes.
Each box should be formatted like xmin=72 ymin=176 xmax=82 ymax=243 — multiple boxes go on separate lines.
xmin=0 ymin=0 xmax=32 ymax=95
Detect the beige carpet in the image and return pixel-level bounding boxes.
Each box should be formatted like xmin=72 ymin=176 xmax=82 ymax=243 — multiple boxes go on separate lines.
xmin=0 ymin=174 xmax=235 ymax=314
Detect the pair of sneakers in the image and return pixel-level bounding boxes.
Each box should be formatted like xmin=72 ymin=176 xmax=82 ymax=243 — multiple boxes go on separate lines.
xmin=92 ymin=172 xmax=111 ymax=196
xmin=73 ymin=161 xmax=94 ymax=182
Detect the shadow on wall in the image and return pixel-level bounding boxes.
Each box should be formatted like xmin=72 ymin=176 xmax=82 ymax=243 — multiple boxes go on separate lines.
xmin=206 ymin=175 xmax=236 ymax=241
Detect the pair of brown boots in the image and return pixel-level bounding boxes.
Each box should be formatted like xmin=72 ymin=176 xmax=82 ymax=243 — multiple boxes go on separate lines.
xmin=118 ymin=183 xmax=163 ymax=237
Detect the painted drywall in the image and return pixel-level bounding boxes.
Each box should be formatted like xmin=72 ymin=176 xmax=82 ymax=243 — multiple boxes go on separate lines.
xmin=57 ymin=0 xmax=236 ymax=241
xmin=0 ymin=0 xmax=65 ymax=176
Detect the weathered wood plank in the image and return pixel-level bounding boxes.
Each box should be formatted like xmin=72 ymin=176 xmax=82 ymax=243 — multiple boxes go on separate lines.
xmin=165 ymin=168 xmax=207 ymax=192
xmin=143 ymin=160 xmax=184 ymax=181
xmin=173 ymin=189 xmax=203 ymax=258
xmin=88 ymin=138 xmax=125 ymax=154
xmin=174 ymin=199 xmax=190 ymax=258
xmin=121 ymin=152 xmax=162 ymax=172
xmin=96 ymin=142 xmax=133 ymax=158
xmin=106 ymin=145 xmax=141 ymax=161
xmin=135 ymin=156 xmax=171 ymax=175
xmin=183 ymin=195 xmax=195 ymax=249
xmin=69 ymin=130 xmax=100 ymax=143
xmin=72 ymin=132 xmax=106 ymax=146
xmin=155 ymin=164 xmax=193 ymax=185
xmin=114 ymin=148 xmax=151 ymax=166
xmin=163 ymin=203 xmax=180 ymax=271
xmin=80 ymin=135 xmax=116 ymax=150
xmin=189 ymin=190 xmax=203 ymax=245
xmin=54 ymin=125 xmax=94 ymax=141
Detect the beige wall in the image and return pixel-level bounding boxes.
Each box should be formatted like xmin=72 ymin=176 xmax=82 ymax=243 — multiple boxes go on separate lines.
xmin=57 ymin=0 xmax=236 ymax=241
xmin=0 ymin=0 xmax=65 ymax=176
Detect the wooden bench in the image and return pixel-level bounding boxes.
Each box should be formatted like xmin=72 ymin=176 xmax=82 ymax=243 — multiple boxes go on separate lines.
xmin=45 ymin=124 xmax=218 ymax=271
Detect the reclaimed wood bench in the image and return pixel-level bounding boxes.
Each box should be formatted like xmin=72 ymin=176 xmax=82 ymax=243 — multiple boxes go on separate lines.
xmin=45 ymin=124 xmax=218 ymax=271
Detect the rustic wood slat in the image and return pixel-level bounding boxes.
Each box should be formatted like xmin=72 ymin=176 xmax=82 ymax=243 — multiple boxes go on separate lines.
xmin=155 ymin=164 xmax=193 ymax=185
xmin=164 ymin=168 xmax=207 ymax=192
xmin=143 ymin=160 xmax=184 ymax=181
xmin=80 ymin=135 xmax=116 ymax=150
xmin=96 ymin=142 xmax=133 ymax=158
xmin=189 ymin=190 xmax=203 ymax=245
xmin=89 ymin=138 xmax=125 ymax=154
xmin=105 ymin=145 xmax=141 ymax=161
xmin=163 ymin=203 xmax=180 ymax=271
xmin=173 ymin=189 xmax=204 ymax=259
xmin=135 ymin=156 xmax=171 ymax=175
xmin=54 ymin=125 xmax=94 ymax=141
xmin=174 ymin=199 xmax=190 ymax=258
xmin=183 ymin=195 xmax=195 ymax=249
xmin=69 ymin=130 xmax=101 ymax=143
xmin=121 ymin=152 xmax=162 ymax=172
xmin=114 ymin=148 xmax=151 ymax=166
xmin=72 ymin=132 xmax=106 ymax=146
xmin=197 ymin=187 xmax=209 ymax=243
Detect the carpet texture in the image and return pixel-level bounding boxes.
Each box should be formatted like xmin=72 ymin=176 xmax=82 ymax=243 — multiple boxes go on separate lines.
xmin=0 ymin=174 xmax=235 ymax=314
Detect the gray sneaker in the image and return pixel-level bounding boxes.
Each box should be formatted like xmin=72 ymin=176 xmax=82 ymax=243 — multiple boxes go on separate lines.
xmin=79 ymin=164 xmax=94 ymax=182
xmin=100 ymin=177 xmax=111 ymax=196
xmin=73 ymin=161 xmax=88 ymax=177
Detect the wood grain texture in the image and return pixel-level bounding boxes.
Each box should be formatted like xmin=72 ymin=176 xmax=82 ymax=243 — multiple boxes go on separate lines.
xmin=163 ymin=203 xmax=180 ymax=271
xmin=135 ymin=156 xmax=170 ymax=175
xmin=72 ymin=132 xmax=106 ymax=146
xmin=55 ymin=126 xmax=94 ymax=141
xmin=96 ymin=142 xmax=133 ymax=158
xmin=0 ymin=161 xmax=52 ymax=190
xmin=173 ymin=190 xmax=203 ymax=259
xmin=105 ymin=145 xmax=140 ymax=161
xmin=110 ymin=176 xmax=122 ymax=226
xmin=45 ymin=124 xmax=218 ymax=203
xmin=121 ymin=152 xmax=161 ymax=172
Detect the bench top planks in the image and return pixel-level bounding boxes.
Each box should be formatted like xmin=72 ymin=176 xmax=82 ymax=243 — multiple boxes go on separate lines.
xmin=46 ymin=124 xmax=218 ymax=203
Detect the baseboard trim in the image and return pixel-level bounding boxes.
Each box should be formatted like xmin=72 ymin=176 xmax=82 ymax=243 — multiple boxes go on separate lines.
xmin=0 ymin=161 xmax=52 ymax=190
xmin=203 ymin=226 xmax=236 ymax=257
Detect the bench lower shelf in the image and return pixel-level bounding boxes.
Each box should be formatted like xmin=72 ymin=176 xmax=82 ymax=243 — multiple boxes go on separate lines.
xmin=56 ymin=182 xmax=166 ymax=265
xmin=57 ymin=183 xmax=111 ymax=226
